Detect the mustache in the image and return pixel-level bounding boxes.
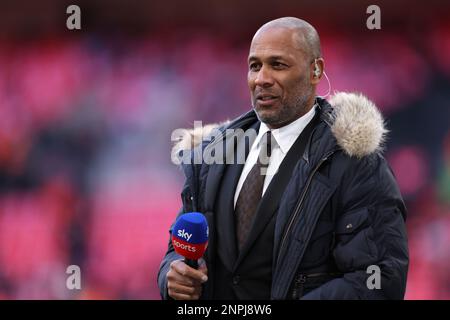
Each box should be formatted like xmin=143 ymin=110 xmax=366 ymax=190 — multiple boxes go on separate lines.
xmin=253 ymin=90 xmax=279 ymax=99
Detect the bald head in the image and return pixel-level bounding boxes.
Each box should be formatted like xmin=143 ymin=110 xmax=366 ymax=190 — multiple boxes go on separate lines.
xmin=254 ymin=17 xmax=322 ymax=60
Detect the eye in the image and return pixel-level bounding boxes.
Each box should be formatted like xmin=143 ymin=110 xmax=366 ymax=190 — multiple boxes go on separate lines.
xmin=272 ymin=61 xmax=288 ymax=69
xmin=249 ymin=62 xmax=261 ymax=71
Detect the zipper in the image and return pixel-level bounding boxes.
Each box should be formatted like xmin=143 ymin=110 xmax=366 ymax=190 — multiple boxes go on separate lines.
xmin=291 ymin=272 xmax=343 ymax=299
xmin=291 ymin=274 xmax=307 ymax=299
xmin=276 ymin=150 xmax=336 ymax=267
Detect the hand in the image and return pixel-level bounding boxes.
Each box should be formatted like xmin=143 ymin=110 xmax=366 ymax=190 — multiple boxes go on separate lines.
xmin=167 ymin=259 xmax=208 ymax=300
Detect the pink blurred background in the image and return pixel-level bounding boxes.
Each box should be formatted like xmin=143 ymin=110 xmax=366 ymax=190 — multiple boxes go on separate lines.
xmin=0 ymin=0 xmax=449 ymax=299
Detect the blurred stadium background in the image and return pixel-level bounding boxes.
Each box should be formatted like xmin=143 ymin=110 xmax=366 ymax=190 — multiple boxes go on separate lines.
xmin=0 ymin=0 xmax=449 ymax=299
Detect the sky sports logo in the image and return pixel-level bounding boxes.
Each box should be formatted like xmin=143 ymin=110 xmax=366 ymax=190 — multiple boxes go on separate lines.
xmin=172 ymin=212 xmax=209 ymax=260
xmin=172 ymin=228 xmax=208 ymax=260
xmin=177 ymin=229 xmax=193 ymax=241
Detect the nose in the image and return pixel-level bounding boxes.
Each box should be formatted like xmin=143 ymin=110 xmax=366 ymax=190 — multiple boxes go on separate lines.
xmin=254 ymin=65 xmax=274 ymax=88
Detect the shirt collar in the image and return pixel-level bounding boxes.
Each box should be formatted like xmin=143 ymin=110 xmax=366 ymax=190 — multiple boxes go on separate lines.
xmin=257 ymin=104 xmax=317 ymax=154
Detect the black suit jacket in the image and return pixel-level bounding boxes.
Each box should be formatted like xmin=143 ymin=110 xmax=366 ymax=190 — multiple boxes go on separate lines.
xmin=212 ymin=116 xmax=318 ymax=299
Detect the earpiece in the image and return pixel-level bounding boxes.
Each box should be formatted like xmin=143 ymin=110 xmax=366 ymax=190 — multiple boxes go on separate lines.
xmin=313 ymin=59 xmax=321 ymax=78
xmin=312 ymin=57 xmax=331 ymax=98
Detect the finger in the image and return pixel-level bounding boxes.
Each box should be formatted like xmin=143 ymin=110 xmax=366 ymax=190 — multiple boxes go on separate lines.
xmin=168 ymin=282 xmax=196 ymax=295
xmin=169 ymin=291 xmax=193 ymax=300
xmin=169 ymin=291 xmax=200 ymax=300
xmin=167 ymin=269 xmax=195 ymax=287
xmin=198 ymin=258 xmax=206 ymax=267
xmin=172 ymin=260 xmax=208 ymax=283
xmin=169 ymin=260 xmax=196 ymax=285
xmin=198 ymin=261 xmax=208 ymax=274
xmin=168 ymin=281 xmax=201 ymax=301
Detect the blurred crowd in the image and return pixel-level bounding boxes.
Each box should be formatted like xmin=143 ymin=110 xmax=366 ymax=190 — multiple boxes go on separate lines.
xmin=0 ymin=25 xmax=449 ymax=299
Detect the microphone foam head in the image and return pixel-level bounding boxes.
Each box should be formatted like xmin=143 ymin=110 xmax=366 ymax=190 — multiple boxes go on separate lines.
xmin=171 ymin=212 xmax=208 ymax=260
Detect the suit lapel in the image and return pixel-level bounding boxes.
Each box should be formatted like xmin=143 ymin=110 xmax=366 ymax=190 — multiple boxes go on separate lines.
xmin=215 ymin=162 xmax=244 ymax=268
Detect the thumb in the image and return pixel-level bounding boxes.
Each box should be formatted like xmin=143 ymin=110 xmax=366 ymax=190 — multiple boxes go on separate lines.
xmin=198 ymin=258 xmax=208 ymax=274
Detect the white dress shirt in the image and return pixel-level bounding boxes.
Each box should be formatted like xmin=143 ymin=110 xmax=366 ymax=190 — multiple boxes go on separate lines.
xmin=234 ymin=105 xmax=316 ymax=208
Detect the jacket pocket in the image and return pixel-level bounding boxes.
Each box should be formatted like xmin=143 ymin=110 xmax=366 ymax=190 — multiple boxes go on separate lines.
xmin=335 ymin=207 xmax=370 ymax=240
xmin=333 ymin=207 xmax=378 ymax=271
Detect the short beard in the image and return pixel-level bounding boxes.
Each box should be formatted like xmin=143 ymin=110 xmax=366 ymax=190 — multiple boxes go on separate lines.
xmin=255 ymin=86 xmax=313 ymax=128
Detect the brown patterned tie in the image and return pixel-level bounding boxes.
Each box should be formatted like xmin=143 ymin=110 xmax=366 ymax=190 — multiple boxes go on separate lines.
xmin=235 ymin=131 xmax=273 ymax=250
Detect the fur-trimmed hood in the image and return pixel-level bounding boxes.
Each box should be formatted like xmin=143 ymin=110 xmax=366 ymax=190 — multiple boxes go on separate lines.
xmin=172 ymin=92 xmax=387 ymax=159
xmin=328 ymin=92 xmax=387 ymax=158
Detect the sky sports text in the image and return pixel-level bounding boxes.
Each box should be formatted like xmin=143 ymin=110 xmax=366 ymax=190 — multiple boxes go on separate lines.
xmin=172 ymin=239 xmax=197 ymax=252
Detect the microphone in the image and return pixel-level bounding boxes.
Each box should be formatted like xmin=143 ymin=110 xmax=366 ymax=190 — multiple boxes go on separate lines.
xmin=171 ymin=212 xmax=208 ymax=269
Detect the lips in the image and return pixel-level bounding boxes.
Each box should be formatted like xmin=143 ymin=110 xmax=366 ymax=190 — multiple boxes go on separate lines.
xmin=255 ymin=93 xmax=279 ymax=106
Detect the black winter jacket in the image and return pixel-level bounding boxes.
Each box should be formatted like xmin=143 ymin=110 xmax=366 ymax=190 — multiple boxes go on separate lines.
xmin=158 ymin=92 xmax=409 ymax=299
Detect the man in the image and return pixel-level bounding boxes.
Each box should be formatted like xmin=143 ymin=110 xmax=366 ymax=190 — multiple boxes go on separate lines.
xmin=158 ymin=17 xmax=409 ymax=300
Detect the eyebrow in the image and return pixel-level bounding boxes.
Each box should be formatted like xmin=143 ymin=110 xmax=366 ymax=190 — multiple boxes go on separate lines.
xmin=248 ymin=55 xmax=288 ymax=63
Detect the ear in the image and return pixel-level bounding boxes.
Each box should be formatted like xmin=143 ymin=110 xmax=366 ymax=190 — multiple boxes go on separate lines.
xmin=310 ymin=58 xmax=324 ymax=85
